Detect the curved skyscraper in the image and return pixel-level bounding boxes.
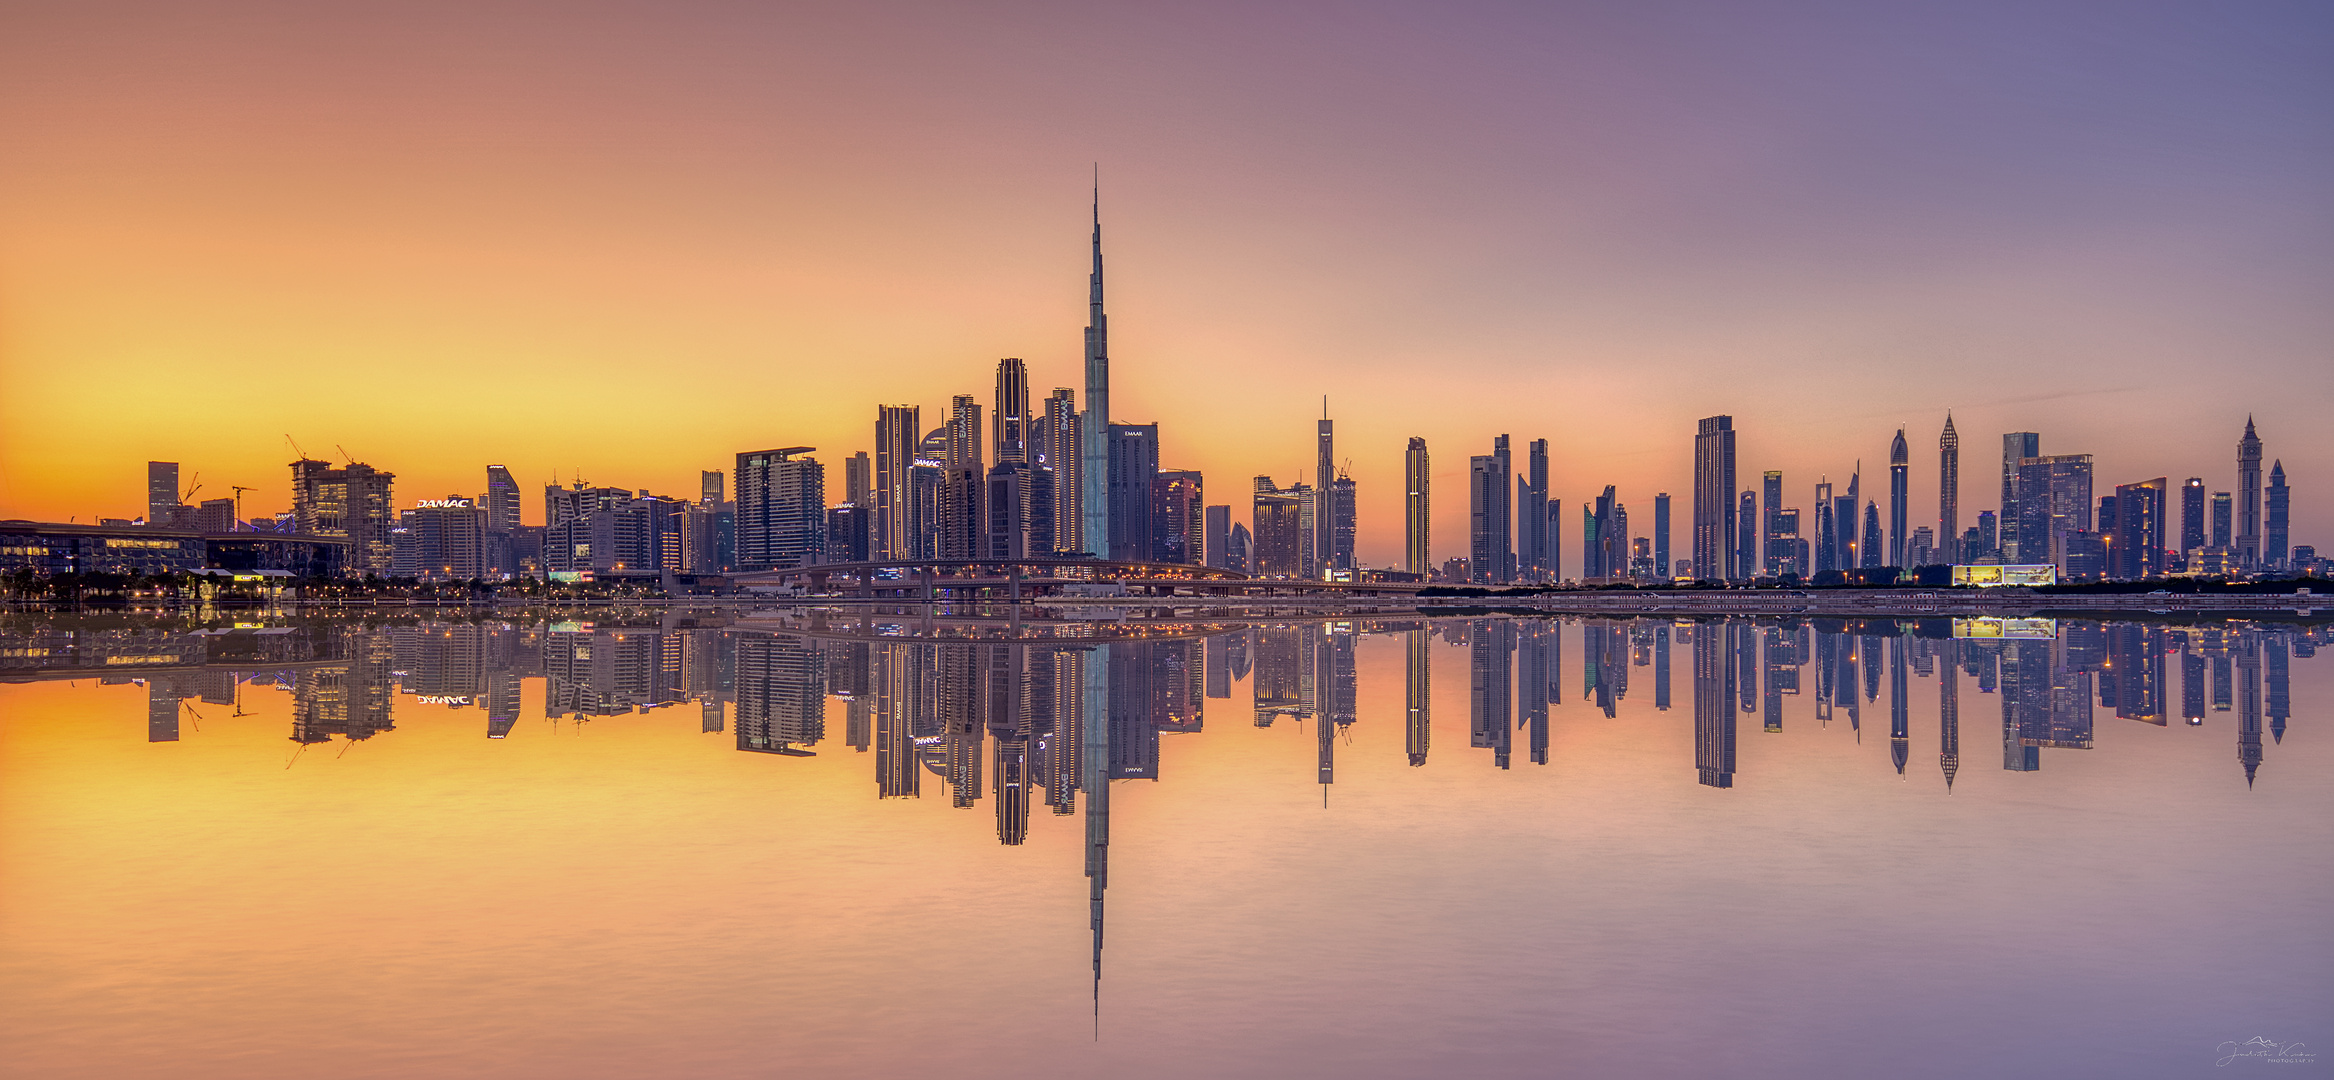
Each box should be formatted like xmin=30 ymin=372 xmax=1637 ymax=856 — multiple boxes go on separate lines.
xmin=1889 ymin=427 xmax=1909 ymax=568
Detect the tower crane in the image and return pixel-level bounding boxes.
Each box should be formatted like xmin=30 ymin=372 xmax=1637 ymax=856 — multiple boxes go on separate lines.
xmin=230 ymin=485 xmax=256 ymax=530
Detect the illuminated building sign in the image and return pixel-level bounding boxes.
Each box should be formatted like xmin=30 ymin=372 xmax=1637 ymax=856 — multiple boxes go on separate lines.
xmin=1953 ymin=617 xmax=2059 ymax=639
xmin=414 ymin=498 xmax=474 ymax=509
xmin=1951 ymin=564 xmax=2057 ymax=587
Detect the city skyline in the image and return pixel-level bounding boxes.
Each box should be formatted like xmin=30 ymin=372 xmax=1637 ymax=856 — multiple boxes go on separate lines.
xmin=4 ymin=4 xmax=2329 ymax=566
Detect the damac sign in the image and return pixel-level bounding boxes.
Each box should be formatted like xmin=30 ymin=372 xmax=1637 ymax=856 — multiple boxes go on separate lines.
xmin=415 ymin=499 xmax=474 ymax=509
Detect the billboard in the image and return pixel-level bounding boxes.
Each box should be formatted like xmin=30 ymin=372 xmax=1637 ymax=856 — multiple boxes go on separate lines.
xmin=1952 ymin=564 xmax=2057 ymax=587
xmin=1953 ymin=617 xmax=2059 ymax=639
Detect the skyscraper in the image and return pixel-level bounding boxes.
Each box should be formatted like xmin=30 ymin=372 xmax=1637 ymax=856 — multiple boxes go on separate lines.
xmin=1203 ymin=504 xmax=1231 ymax=570
xmin=2212 ymin=491 xmax=2233 ymax=548
xmin=2237 ymin=417 xmax=2263 ymax=567
xmin=2017 ymin=454 xmax=2093 ymax=569
xmin=1888 ymin=427 xmax=1909 ymax=568
xmin=2000 ymin=432 xmax=2040 ymax=561
xmin=291 ymin=458 xmax=397 ymax=573
xmin=1861 ymin=502 xmax=1883 ymax=570
xmin=1468 ymin=454 xmax=1499 ymax=584
xmin=1653 ymin=492 xmax=1671 ymax=584
xmin=1154 ymin=469 xmax=1203 ymax=564
xmin=1106 ymin=423 xmax=1157 ymax=562
xmin=993 ymin=358 xmax=1030 ymax=465
xmin=1328 ymin=472 xmax=1356 ymax=572
xmin=1315 ymin=403 xmax=1334 ymax=579
xmin=1041 ymin=388 xmax=1081 ymax=554
xmin=841 ymin=453 xmax=871 ymax=507
xmin=1692 ymin=416 xmax=1736 ymax=581
xmin=940 ymin=396 xmax=986 ymax=559
xmin=1492 ymin=436 xmax=1513 ymax=582
xmin=1814 ymin=478 xmax=1836 ymax=570
xmin=2111 ymin=477 xmax=2166 ymax=581
xmin=2265 ymin=461 xmax=2289 ymax=570
xmin=1736 ymin=491 xmax=1757 ymax=582
xmin=1519 ymin=439 xmax=1550 ymax=581
xmin=146 ymin=461 xmax=179 ymax=524
xmin=1080 ymin=190 xmax=1112 ymax=560
xmin=484 ymin=465 xmax=521 ymax=534
xmin=734 ymin=447 xmax=824 ymax=569
xmin=2180 ymin=477 xmax=2207 ymax=563
xmin=874 ymin=405 xmax=921 ymax=559
xmin=1404 ymin=438 xmax=1430 ymax=577
xmin=1252 ymin=476 xmax=1303 ymax=577
xmin=985 ymin=460 xmax=1054 ymax=559
xmin=1760 ymin=471 xmax=1783 ymax=576
xmin=1939 ymin=414 xmax=1960 ymax=565
xmin=697 ymin=469 xmax=723 ymax=509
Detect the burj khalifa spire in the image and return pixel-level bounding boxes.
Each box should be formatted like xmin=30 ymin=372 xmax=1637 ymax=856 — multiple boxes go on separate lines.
xmin=1080 ymin=176 xmax=1111 ymax=557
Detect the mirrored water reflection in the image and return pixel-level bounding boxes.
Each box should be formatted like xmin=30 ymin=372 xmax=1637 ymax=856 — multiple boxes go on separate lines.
xmin=3 ymin=609 xmax=2328 ymax=1079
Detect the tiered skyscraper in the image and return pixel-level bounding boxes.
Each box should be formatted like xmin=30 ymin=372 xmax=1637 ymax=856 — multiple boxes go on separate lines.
xmin=1080 ymin=186 xmax=1111 ymax=558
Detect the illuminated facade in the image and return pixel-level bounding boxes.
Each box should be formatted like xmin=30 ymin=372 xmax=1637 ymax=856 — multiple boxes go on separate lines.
xmin=1692 ymin=415 xmax=1736 ymax=581
xmin=1404 ymin=437 xmax=1430 ymax=577
xmin=735 ymin=447 xmax=825 ymax=570
xmin=291 ymin=458 xmax=397 ymax=574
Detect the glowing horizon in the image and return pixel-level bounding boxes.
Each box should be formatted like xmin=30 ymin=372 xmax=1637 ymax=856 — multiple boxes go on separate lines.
xmin=2 ymin=3 xmax=2328 ymax=568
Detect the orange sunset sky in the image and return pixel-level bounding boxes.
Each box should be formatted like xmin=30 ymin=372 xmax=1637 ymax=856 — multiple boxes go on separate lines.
xmin=2 ymin=3 xmax=2328 ymax=568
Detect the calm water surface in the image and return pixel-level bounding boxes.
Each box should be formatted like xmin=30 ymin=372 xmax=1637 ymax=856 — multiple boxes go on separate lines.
xmin=2 ymin=611 xmax=2327 ymax=1079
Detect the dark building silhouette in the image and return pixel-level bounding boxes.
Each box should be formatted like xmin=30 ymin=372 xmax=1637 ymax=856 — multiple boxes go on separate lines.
xmin=1695 ymin=622 xmax=1738 ymax=788
xmin=1469 ymin=619 xmax=1514 ymax=769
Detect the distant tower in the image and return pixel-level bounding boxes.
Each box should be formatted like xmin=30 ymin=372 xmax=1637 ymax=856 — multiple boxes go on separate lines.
xmin=1653 ymin=492 xmax=1672 ymax=583
xmin=1736 ymin=491 xmax=1757 ymax=581
xmin=1315 ymin=402 xmax=1334 ymax=579
xmin=2180 ymin=478 xmax=2206 ymax=563
xmin=147 ymin=461 xmax=179 ymax=524
xmin=1492 ymin=436 xmax=1513 ymax=582
xmin=1080 ymin=184 xmax=1112 ymax=560
xmin=484 ymin=465 xmax=522 ymax=532
xmin=2265 ymin=461 xmax=2289 ymax=570
xmin=2237 ymin=417 xmax=2263 ymax=567
xmin=2000 ymin=432 xmax=2039 ymax=561
xmin=1938 ymin=414 xmax=1960 ymax=564
xmin=1760 ymin=471 xmax=1782 ymax=576
xmin=1404 ymin=438 xmax=1430 ymax=577
xmin=1888 ymin=427 xmax=1909 ymax=568
xmin=1693 ymin=416 xmax=1737 ymax=581
xmin=1520 ymin=439 xmax=1551 ymax=581
xmin=734 ymin=447 xmax=824 ymax=569
xmin=993 ymin=358 xmax=1030 ymax=465
xmin=874 ymin=405 xmax=922 ymax=559
xmin=1468 ymin=454 xmax=1498 ymax=584
xmin=1041 ymin=389 xmax=1081 ymax=554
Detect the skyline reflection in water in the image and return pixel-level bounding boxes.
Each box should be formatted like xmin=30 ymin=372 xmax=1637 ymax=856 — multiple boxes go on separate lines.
xmin=2 ymin=610 xmax=2327 ymax=1079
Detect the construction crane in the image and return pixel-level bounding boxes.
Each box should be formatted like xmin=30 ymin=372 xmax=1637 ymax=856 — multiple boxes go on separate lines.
xmin=336 ymin=444 xmax=356 ymax=465
xmin=180 ymin=471 xmax=201 ymax=503
xmin=230 ymin=485 xmax=256 ymax=530
xmin=285 ymin=434 xmax=309 ymax=462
